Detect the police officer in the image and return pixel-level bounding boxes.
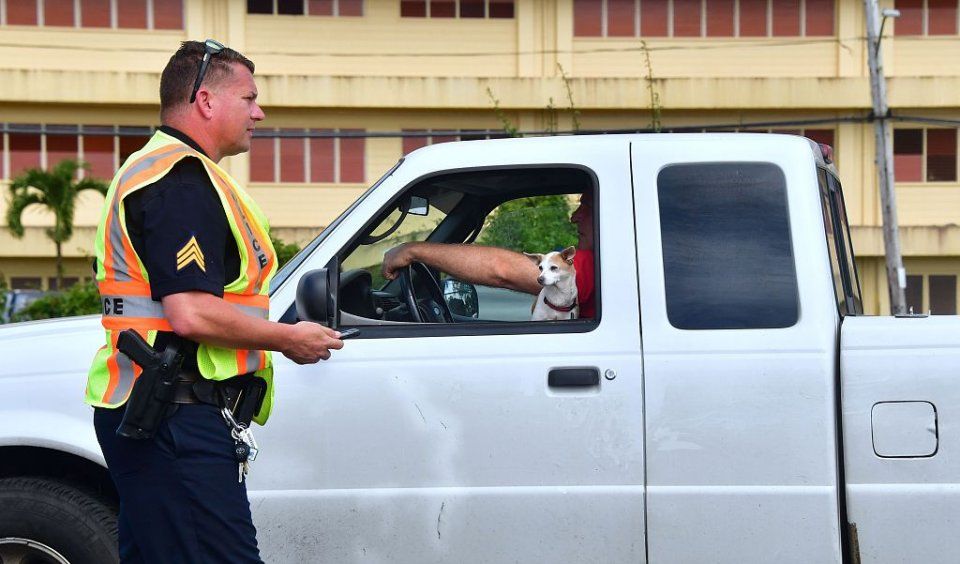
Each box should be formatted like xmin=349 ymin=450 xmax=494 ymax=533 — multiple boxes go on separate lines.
xmin=85 ymin=40 xmax=343 ymax=563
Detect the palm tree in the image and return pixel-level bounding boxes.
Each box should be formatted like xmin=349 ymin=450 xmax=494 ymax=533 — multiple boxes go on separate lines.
xmin=6 ymin=159 xmax=109 ymax=290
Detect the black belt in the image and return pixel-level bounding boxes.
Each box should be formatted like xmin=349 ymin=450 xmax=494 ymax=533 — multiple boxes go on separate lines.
xmin=171 ymin=370 xmax=251 ymax=412
xmin=168 ymin=370 xmax=267 ymax=427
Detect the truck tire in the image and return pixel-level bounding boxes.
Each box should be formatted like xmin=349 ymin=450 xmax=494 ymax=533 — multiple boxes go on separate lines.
xmin=0 ymin=477 xmax=118 ymax=564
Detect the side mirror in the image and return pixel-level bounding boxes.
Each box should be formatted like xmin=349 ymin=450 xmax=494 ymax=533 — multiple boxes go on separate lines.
xmin=296 ymin=258 xmax=340 ymax=327
xmin=443 ymin=278 xmax=479 ymax=318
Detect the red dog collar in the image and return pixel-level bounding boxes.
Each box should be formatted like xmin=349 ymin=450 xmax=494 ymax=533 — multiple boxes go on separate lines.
xmin=544 ymin=297 xmax=577 ymax=313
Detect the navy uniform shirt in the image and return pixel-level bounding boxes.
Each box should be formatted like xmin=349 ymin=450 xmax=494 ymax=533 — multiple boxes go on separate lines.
xmin=123 ymin=126 xmax=241 ymax=369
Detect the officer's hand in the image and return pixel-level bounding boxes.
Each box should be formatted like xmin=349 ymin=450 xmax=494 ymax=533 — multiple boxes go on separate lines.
xmin=282 ymin=322 xmax=344 ymax=364
xmin=381 ymin=243 xmax=414 ymax=281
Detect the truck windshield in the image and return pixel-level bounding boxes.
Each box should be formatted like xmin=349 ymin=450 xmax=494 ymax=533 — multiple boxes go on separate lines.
xmin=268 ymin=159 xmax=404 ymax=294
xmin=340 ymin=196 xmax=452 ymax=290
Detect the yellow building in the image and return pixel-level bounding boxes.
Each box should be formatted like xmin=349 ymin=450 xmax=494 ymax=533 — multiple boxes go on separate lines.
xmin=1 ymin=0 xmax=958 ymax=314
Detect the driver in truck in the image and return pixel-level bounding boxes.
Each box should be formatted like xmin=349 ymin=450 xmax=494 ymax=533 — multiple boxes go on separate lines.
xmin=382 ymin=191 xmax=596 ymax=319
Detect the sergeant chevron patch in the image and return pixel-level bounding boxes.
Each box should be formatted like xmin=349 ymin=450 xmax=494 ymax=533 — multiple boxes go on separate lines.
xmin=176 ymin=235 xmax=206 ymax=272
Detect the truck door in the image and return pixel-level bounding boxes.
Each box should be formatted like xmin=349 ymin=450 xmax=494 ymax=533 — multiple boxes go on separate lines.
xmin=251 ymin=139 xmax=647 ymax=563
xmin=632 ymin=136 xmax=845 ymax=563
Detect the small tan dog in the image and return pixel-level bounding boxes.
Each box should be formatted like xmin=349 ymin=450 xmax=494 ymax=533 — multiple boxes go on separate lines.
xmin=523 ymin=246 xmax=579 ymax=321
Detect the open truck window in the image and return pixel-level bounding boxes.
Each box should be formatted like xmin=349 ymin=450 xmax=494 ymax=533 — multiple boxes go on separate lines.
xmin=332 ymin=166 xmax=600 ymax=335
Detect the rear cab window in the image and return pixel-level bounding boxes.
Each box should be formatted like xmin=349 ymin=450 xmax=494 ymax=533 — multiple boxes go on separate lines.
xmin=657 ymin=162 xmax=799 ymax=330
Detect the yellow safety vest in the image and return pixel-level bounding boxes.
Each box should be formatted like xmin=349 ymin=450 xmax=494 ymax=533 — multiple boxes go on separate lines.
xmin=85 ymin=131 xmax=277 ymax=425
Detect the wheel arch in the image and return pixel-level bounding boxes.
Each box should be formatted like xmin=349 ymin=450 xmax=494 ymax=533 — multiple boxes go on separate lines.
xmin=0 ymin=445 xmax=117 ymax=506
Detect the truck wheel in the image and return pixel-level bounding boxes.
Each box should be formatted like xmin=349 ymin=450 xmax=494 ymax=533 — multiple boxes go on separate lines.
xmin=0 ymin=477 xmax=118 ymax=564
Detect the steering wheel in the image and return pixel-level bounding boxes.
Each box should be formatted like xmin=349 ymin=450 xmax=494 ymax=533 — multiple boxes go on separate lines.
xmin=398 ymin=261 xmax=454 ymax=323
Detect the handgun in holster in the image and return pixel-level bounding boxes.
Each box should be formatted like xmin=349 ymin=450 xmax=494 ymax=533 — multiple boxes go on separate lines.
xmin=115 ymin=329 xmax=185 ymax=440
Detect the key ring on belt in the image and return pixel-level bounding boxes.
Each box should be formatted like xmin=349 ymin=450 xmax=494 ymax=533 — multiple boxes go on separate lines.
xmin=222 ymin=406 xmax=260 ymax=461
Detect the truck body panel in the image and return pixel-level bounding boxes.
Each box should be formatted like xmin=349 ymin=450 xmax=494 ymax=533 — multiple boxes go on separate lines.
xmin=0 ymin=134 xmax=957 ymax=563
xmin=841 ymin=315 xmax=960 ymax=562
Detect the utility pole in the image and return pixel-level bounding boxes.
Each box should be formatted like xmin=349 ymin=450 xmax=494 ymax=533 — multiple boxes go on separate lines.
xmin=864 ymin=0 xmax=907 ymax=315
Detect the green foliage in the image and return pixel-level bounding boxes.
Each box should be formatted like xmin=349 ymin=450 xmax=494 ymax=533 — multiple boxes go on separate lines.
xmin=557 ymin=63 xmax=581 ymax=132
xmin=486 ymin=87 xmax=521 ymax=138
xmin=6 ymin=160 xmax=109 ymax=288
xmin=12 ymin=280 xmax=101 ymax=322
xmin=478 ymin=196 xmax=577 ymax=253
xmin=489 ymin=65 xmax=579 ymax=136
xmin=270 ymin=234 xmax=301 ymax=268
xmin=9 ymin=235 xmax=301 ymax=323
xmin=0 ymin=276 xmax=7 ymax=318
xmin=640 ymin=40 xmax=662 ymax=132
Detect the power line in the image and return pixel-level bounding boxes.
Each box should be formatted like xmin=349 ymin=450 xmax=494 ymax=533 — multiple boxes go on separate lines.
xmin=6 ymin=34 xmax=956 ymax=59
xmin=1 ymin=114 xmax=954 ymax=139
xmin=892 ymin=115 xmax=960 ymax=127
xmin=2 ymin=34 xmax=957 ymax=60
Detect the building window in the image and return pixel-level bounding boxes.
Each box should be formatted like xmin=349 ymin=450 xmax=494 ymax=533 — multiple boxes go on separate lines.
xmin=930 ymin=274 xmax=958 ymax=314
xmin=249 ymin=129 xmax=366 ymax=184
xmin=153 ymin=0 xmax=184 ymax=28
xmin=7 ymin=125 xmax=42 ymax=179
xmin=81 ymin=126 xmax=117 ymax=180
xmin=0 ymin=124 xmax=154 ymax=181
xmin=905 ymin=273 xmax=958 ymax=314
xmin=5 ymin=0 xmax=39 ymax=25
xmin=905 ymin=274 xmax=924 ymax=313
xmin=894 ymin=128 xmax=958 ymax=182
xmin=401 ymin=0 xmax=514 ymax=18
xmin=247 ymin=0 xmax=363 ymax=15
xmin=117 ymin=0 xmax=148 ymax=28
xmin=80 ymin=0 xmax=112 ymax=27
xmin=48 ymin=277 xmax=80 ymax=290
xmin=573 ymin=0 xmax=834 ymax=37
xmin=44 ymin=0 xmax=75 ymax=26
xmin=45 ymin=125 xmax=80 ymax=172
xmin=118 ymin=127 xmax=152 ymax=164
xmin=895 ymin=0 xmax=959 ymax=36
xmin=10 ymin=277 xmax=43 ymax=290
xmin=0 ymin=0 xmax=184 ymax=29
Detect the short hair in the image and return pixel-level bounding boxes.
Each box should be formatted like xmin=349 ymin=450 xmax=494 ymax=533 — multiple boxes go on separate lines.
xmin=159 ymin=40 xmax=255 ymax=120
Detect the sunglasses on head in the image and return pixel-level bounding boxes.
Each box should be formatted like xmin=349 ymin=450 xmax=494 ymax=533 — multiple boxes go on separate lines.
xmin=189 ymin=39 xmax=225 ymax=104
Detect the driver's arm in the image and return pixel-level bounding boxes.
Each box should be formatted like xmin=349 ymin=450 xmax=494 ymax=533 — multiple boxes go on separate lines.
xmin=382 ymin=242 xmax=541 ymax=295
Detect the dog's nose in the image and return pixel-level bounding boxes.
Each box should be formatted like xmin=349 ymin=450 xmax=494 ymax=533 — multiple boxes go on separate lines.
xmin=537 ymin=276 xmax=545 ymax=284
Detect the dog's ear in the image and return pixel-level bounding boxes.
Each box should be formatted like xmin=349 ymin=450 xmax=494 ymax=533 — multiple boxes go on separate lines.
xmin=560 ymin=246 xmax=576 ymax=264
xmin=523 ymin=252 xmax=543 ymax=264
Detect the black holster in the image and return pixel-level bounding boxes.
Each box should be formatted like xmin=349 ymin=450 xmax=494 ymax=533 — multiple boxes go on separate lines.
xmin=115 ymin=329 xmax=185 ymax=440
xmin=191 ymin=373 xmax=267 ymax=427
xmin=230 ymin=376 xmax=267 ymax=427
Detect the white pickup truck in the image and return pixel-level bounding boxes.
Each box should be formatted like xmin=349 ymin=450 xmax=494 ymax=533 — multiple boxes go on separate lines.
xmin=1 ymin=134 xmax=957 ymax=564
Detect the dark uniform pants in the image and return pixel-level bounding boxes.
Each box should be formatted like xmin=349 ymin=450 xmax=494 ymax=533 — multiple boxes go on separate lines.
xmin=94 ymin=404 xmax=263 ymax=564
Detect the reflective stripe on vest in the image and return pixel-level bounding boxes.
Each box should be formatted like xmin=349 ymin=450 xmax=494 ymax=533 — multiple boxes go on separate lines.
xmin=86 ymin=131 xmax=277 ymax=424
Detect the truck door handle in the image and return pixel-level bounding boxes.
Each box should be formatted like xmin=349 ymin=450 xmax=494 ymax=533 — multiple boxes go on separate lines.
xmin=548 ymin=368 xmax=600 ymax=388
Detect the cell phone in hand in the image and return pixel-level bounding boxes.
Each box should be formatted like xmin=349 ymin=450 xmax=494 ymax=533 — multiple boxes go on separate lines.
xmin=338 ymin=328 xmax=360 ymax=339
